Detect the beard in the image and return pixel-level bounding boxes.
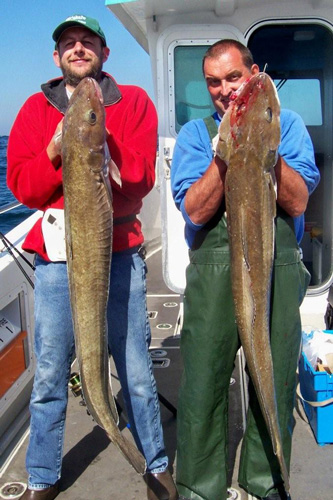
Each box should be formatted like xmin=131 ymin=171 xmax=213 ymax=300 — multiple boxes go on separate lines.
xmin=60 ymin=57 xmax=103 ymax=88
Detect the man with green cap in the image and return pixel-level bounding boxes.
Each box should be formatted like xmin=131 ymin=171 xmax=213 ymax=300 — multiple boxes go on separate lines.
xmin=7 ymin=14 xmax=177 ymax=500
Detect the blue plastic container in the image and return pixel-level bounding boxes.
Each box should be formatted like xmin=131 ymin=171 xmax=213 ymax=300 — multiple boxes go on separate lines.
xmin=299 ymin=330 xmax=333 ymax=445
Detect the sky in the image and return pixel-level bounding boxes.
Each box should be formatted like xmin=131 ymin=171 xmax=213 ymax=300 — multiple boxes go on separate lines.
xmin=0 ymin=0 xmax=154 ymax=136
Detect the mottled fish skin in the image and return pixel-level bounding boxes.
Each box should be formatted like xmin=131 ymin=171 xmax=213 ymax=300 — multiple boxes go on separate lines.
xmin=217 ymin=73 xmax=290 ymax=493
xmin=62 ymin=77 xmax=146 ymax=474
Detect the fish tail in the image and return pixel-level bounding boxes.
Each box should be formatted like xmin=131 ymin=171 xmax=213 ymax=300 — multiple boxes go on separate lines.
xmin=79 ymin=374 xmax=145 ymax=473
xmin=262 ymin=389 xmax=290 ymax=493
xmin=277 ymin=448 xmax=290 ymax=494
xmin=108 ymin=431 xmax=147 ymax=474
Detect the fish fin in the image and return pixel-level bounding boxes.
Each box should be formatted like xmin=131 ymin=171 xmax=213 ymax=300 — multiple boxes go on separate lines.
xmin=109 ymin=158 xmax=122 ymax=187
xmin=104 ymin=142 xmax=122 ymax=187
xmin=101 ymin=164 xmax=113 ymax=208
xmin=108 ymin=431 xmax=147 ymax=475
xmin=68 ymin=242 xmax=73 ymax=261
xmin=212 ymin=133 xmax=219 ymax=154
xmin=274 ymin=444 xmax=290 ymax=494
xmin=65 ymin=228 xmax=73 ymax=262
xmin=216 ymin=136 xmax=231 ymax=164
xmin=238 ymin=208 xmax=256 ymax=331
xmin=108 ymin=370 xmax=120 ymax=425
xmin=240 ymin=209 xmax=250 ymax=272
xmin=267 ymin=168 xmax=277 ymax=218
xmin=279 ymin=452 xmax=290 ymax=494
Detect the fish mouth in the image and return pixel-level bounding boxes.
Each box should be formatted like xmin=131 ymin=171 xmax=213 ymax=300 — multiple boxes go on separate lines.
xmin=90 ymin=78 xmax=104 ymax=104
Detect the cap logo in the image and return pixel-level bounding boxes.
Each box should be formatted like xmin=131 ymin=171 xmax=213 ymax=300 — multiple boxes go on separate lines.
xmin=65 ymin=15 xmax=87 ymax=23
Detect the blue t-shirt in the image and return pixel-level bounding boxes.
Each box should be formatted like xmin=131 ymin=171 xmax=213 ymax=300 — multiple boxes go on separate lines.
xmin=171 ymin=109 xmax=320 ymax=248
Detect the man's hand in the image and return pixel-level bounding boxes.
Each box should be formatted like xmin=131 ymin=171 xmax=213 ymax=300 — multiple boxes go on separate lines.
xmin=47 ymin=119 xmax=63 ymax=167
xmin=214 ymin=134 xmax=230 ymax=164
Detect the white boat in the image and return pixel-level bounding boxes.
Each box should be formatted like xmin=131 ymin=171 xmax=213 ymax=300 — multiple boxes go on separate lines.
xmin=1 ymin=1 xmax=333 ymax=498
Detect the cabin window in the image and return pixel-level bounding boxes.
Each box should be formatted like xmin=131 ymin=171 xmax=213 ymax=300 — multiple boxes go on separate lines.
xmin=173 ymin=44 xmax=214 ymax=133
xmin=248 ymin=23 xmax=333 ymax=292
xmin=274 ymin=78 xmax=322 ymax=126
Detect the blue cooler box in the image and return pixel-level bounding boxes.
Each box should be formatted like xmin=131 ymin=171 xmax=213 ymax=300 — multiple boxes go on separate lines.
xmin=299 ymin=331 xmax=333 ymax=445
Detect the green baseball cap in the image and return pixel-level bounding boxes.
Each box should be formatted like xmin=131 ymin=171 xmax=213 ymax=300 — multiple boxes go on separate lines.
xmin=52 ymin=14 xmax=107 ymax=46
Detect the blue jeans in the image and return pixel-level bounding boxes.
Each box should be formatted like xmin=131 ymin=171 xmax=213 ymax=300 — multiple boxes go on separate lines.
xmin=27 ymin=249 xmax=168 ymax=489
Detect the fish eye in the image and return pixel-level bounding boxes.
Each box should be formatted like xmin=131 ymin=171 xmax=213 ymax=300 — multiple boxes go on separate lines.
xmin=86 ymin=110 xmax=97 ymax=124
xmin=90 ymin=111 xmax=97 ymax=123
xmin=265 ymin=107 xmax=273 ymax=123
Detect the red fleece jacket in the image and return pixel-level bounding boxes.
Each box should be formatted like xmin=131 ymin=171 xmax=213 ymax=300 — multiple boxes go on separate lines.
xmin=7 ymin=73 xmax=157 ymax=259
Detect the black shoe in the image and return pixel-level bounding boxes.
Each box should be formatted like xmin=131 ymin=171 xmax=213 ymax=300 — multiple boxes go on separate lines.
xmin=20 ymin=482 xmax=59 ymax=500
xmin=144 ymin=470 xmax=178 ymax=500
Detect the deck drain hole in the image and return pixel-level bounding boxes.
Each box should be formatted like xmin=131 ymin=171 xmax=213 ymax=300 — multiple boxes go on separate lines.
xmin=148 ymin=311 xmax=158 ymax=319
xmin=0 ymin=483 xmax=27 ymax=499
xmin=163 ymin=302 xmax=178 ymax=308
xmin=156 ymin=323 xmax=172 ymax=330
xmin=227 ymin=487 xmax=240 ymax=499
xmin=152 ymin=358 xmax=170 ymax=368
xmin=150 ymin=349 xmax=168 ymax=358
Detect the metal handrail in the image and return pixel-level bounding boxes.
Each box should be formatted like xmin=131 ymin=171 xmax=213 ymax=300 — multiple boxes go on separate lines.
xmin=0 ymin=201 xmax=22 ymax=215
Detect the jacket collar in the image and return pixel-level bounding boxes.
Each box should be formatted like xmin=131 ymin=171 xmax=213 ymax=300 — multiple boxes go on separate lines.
xmin=41 ymin=72 xmax=122 ymax=114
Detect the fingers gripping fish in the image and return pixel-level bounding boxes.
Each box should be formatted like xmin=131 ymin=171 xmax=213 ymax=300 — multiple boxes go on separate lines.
xmin=62 ymin=77 xmax=146 ymax=474
xmin=216 ymin=73 xmax=290 ymax=493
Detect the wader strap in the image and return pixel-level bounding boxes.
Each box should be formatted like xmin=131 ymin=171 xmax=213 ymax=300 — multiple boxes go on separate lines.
xmin=114 ymin=214 xmax=137 ymax=226
xmin=190 ymin=116 xmax=224 ymax=251
xmin=203 ymin=115 xmax=218 ymax=142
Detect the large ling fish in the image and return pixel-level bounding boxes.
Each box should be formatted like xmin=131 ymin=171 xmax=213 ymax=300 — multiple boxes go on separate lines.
xmin=62 ymin=77 xmax=146 ymax=474
xmin=216 ymin=72 xmax=290 ymax=493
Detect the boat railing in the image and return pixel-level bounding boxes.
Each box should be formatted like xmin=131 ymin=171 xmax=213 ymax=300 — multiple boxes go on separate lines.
xmin=0 ymin=201 xmax=22 ymax=216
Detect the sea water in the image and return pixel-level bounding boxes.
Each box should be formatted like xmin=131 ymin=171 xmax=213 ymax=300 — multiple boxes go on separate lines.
xmin=0 ymin=136 xmax=35 ymax=234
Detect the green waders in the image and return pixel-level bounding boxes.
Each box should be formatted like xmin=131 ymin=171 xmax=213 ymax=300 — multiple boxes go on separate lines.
xmin=176 ymin=209 xmax=310 ymax=500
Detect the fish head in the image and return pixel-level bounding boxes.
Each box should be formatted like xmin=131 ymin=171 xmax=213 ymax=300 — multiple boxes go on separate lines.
xmin=217 ymin=73 xmax=280 ymax=168
xmin=63 ymin=77 xmax=106 ymax=174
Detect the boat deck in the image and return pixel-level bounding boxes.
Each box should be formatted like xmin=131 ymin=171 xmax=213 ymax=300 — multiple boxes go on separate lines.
xmin=0 ymin=248 xmax=332 ymax=500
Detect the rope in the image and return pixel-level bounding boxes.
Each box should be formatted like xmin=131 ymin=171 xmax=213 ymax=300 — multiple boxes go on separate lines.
xmin=296 ymin=382 xmax=333 ymax=407
xmin=0 ymin=232 xmax=35 ymax=289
